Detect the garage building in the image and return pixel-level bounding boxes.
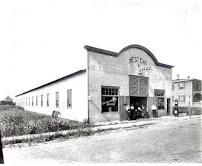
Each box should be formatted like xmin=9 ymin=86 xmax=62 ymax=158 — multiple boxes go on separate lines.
xmin=16 ymin=44 xmax=174 ymax=122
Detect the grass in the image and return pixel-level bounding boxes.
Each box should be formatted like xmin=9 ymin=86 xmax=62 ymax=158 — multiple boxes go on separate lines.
xmin=0 ymin=105 xmax=91 ymax=138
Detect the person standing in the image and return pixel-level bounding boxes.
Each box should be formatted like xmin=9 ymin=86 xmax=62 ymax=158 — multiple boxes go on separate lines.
xmin=141 ymin=105 xmax=145 ymax=118
xmin=0 ymin=131 xmax=4 ymax=164
xmin=130 ymin=104 xmax=135 ymax=120
xmin=126 ymin=105 xmax=131 ymax=120
xmin=151 ymin=103 xmax=157 ymax=118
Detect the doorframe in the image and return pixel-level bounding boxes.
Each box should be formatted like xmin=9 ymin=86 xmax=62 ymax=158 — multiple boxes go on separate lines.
xmin=167 ymin=98 xmax=171 ymax=115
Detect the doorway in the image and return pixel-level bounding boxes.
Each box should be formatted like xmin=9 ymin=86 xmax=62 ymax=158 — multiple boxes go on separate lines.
xmin=130 ymin=96 xmax=147 ymax=119
xmin=167 ymin=98 xmax=171 ymax=115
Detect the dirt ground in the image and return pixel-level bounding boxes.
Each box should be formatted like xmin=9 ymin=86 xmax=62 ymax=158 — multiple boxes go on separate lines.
xmin=3 ymin=115 xmax=202 ymax=164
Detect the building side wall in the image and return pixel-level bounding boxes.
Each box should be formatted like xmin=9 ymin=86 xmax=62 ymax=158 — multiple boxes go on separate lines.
xmin=16 ymin=72 xmax=88 ymax=122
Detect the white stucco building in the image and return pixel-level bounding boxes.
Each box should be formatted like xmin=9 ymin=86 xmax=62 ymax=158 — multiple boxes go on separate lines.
xmin=16 ymin=44 xmax=173 ymax=122
xmin=16 ymin=70 xmax=88 ymax=121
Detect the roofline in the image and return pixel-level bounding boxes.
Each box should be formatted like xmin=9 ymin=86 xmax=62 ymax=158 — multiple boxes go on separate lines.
xmin=172 ymin=79 xmax=194 ymax=82
xmin=84 ymin=44 xmax=174 ymax=68
xmin=16 ymin=69 xmax=86 ymax=97
xmin=172 ymin=79 xmax=202 ymax=83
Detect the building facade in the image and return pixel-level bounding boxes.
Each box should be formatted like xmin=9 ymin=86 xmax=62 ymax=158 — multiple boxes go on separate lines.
xmin=16 ymin=44 xmax=174 ymax=122
xmin=172 ymin=78 xmax=202 ymax=113
xmin=86 ymin=45 xmax=173 ymax=122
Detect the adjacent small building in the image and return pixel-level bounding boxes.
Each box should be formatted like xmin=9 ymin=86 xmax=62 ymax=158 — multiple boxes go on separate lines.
xmin=16 ymin=44 xmax=174 ymax=122
xmin=172 ymin=77 xmax=202 ymax=113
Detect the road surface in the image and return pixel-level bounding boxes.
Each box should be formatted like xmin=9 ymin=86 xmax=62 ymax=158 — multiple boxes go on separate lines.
xmin=3 ymin=115 xmax=202 ymax=164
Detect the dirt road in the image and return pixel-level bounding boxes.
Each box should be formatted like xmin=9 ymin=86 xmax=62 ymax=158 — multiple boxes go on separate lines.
xmin=3 ymin=115 xmax=202 ymax=164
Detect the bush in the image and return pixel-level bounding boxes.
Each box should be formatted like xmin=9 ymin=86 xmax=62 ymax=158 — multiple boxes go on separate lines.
xmin=82 ymin=119 xmax=95 ymax=128
xmin=16 ymin=106 xmax=24 ymax=110
xmin=0 ymin=105 xmax=16 ymax=112
xmin=0 ymin=100 xmax=15 ymax=106
xmin=0 ymin=108 xmax=90 ymax=137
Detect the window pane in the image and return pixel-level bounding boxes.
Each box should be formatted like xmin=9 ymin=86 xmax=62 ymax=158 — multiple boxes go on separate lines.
xmin=102 ymin=96 xmax=118 ymax=112
xmin=67 ymin=89 xmax=72 ymax=108
xmin=154 ymin=89 xmax=165 ymax=97
xmin=32 ymin=96 xmax=34 ymax=106
xmin=178 ymin=95 xmax=185 ymax=102
xmin=157 ymin=97 xmax=164 ymax=109
xmin=56 ymin=92 xmax=59 ymax=108
xmin=36 ymin=96 xmax=38 ymax=106
xmin=47 ymin=93 xmax=49 ymax=107
xmin=193 ymin=93 xmax=202 ymax=102
xmin=109 ymin=89 xmax=111 ymax=95
xmin=41 ymin=95 xmax=43 ymax=107
xmin=115 ymin=89 xmax=118 ymax=95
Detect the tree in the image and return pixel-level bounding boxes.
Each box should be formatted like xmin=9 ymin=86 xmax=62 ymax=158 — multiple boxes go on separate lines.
xmin=5 ymin=96 xmax=13 ymax=102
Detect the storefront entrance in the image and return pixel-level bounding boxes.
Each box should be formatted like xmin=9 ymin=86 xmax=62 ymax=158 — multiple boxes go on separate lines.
xmin=130 ymin=96 xmax=147 ymax=120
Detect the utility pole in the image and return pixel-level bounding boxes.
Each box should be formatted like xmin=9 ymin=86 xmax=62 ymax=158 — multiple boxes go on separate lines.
xmin=189 ymin=96 xmax=191 ymax=118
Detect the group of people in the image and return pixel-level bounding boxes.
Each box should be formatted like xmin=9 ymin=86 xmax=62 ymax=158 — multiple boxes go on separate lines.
xmin=126 ymin=103 xmax=147 ymax=120
xmin=126 ymin=103 xmax=158 ymax=120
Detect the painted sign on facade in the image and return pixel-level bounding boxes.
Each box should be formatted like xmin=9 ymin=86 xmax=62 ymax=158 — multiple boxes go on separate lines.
xmin=129 ymin=57 xmax=153 ymax=73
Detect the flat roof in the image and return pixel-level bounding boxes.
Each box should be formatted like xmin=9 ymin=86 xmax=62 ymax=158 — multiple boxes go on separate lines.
xmin=84 ymin=44 xmax=174 ymax=68
xmin=16 ymin=69 xmax=86 ymax=97
xmin=172 ymin=78 xmax=202 ymax=83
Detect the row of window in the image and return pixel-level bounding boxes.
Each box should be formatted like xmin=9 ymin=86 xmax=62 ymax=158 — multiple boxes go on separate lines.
xmin=172 ymin=93 xmax=202 ymax=103
xmin=19 ymin=89 xmax=72 ymax=109
xmin=172 ymin=83 xmax=185 ymax=90
xmin=172 ymin=95 xmax=186 ymax=103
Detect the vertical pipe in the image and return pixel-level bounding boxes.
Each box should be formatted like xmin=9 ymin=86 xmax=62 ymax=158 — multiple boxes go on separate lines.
xmin=87 ymin=51 xmax=90 ymax=123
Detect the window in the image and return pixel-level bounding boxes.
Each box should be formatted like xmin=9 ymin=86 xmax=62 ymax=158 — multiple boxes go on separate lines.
xmin=154 ymin=89 xmax=165 ymax=109
xmin=56 ymin=92 xmax=59 ymax=108
xmin=41 ymin=94 xmax=43 ymax=107
xmin=47 ymin=93 xmax=49 ymax=107
xmin=67 ymin=89 xmax=72 ymax=108
xmin=32 ymin=96 xmax=34 ymax=106
xmin=154 ymin=89 xmax=165 ymax=97
xmin=178 ymin=95 xmax=185 ymax=103
xmin=178 ymin=83 xmax=185 ymax=89
xmin=193 ymin=93 xmax=202 ymax=102
xmin=172 ymin=96 xmax=174 ymax=102
xmin=36 ymin=95 xmax=38 ymax=106
xmin=172 ymin=83 xmax=174 ymax=90
xmin=101 ymin=86 xmax=119 ymax=112
xmin=192 ymin=81 xmax=202 ymax=91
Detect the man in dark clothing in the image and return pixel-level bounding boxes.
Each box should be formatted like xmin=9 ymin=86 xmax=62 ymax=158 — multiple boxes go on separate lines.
xmin=0 ymin=132 xmax=4 ymax=164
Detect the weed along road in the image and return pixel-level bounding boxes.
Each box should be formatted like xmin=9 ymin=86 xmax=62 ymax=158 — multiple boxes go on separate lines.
xmin=3 ymin=115 xmax=202 ymax=163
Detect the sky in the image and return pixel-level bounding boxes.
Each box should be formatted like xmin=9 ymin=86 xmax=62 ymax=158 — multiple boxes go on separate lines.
xmin=0 ymin=0 xmax=202 ymax=100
